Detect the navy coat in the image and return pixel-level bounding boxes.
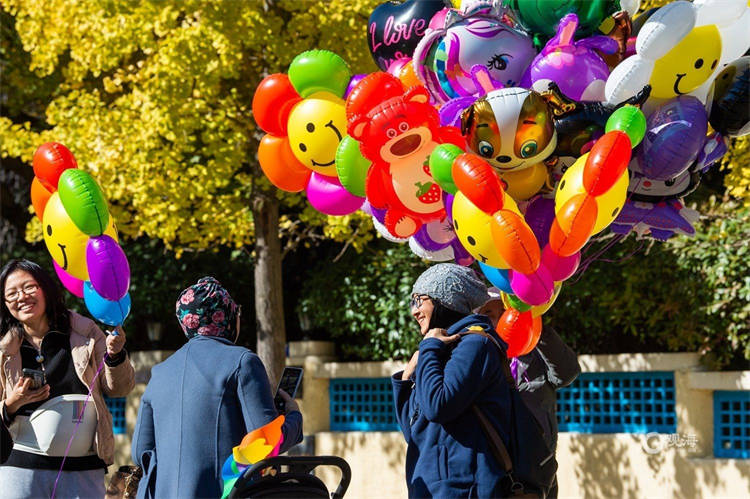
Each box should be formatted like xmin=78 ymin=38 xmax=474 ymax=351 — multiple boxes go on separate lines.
xmin=392 ymin=315 xmax=514 ymax=498
xmin=132 ymin=335 xmax=302 ymax=498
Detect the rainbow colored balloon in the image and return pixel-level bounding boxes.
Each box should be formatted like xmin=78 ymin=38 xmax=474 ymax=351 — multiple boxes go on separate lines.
xmin=32 ymin=142 xmax=131 ymax=327
xmin=221 ymin=416 xmax=285 ymax=498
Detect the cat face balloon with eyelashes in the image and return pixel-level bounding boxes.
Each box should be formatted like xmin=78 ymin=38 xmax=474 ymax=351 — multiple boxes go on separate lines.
xmin=413 ymin=3 xmax=535 ymax=104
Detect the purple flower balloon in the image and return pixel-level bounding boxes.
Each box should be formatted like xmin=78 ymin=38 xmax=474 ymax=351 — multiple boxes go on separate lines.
xmin=635 ymin=96 xmax=708 ymax=180
xmin=345 ymin=74 xmax=367 ymax=99
xmin=450 ymin=238 xmax=474 ymax=266
xmin=521 ymin=14 xmax=616 ymax=102
xmin=86 ymin=235 xmax=130 ymax=301
xmin=443 ymin=192 xmax=455 ymax=224
xmin=523 ymin=197 xmax=555 ymax=249
xmin=413 ymin=218 xmax=454 ymax=251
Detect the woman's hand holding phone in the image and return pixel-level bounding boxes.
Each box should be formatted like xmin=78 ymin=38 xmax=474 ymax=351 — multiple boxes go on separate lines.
xmin=4 ymin=377 xmax=49 ymax=415
xmin=276 ymin=389 xmax=299 ymax=414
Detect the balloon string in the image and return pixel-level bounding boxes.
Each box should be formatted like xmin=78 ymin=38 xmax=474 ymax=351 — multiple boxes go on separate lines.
xmin=50 ymin=354 xmax=108 ymax=499
xmin=569 ymin=171 xmax=649 ymax=282
xmin=569 ymin=233 xmax=624 ymax=283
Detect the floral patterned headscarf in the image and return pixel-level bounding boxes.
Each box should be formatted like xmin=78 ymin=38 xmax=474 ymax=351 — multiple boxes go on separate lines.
xmin=175 ymin=276 xmax=239 ymax=341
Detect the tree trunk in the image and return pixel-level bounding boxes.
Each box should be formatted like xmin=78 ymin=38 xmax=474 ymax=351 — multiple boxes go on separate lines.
xmin=252 ymin=190 xmax=286 ymax=387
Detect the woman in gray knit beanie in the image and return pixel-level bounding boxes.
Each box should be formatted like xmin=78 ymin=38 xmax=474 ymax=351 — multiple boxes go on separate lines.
xmin=392 ymin=263 xmax=520 ymax=497
xmin=408 ymin=263 xmax=490 ymax=339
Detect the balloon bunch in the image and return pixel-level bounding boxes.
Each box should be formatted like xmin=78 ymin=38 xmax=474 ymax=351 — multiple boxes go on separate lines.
xmin=220 ymin=416 xmax=285 ymax=499
xmin=32 ymin=143 xmax=131 ymax=326
xmin=252 ymin=0 xmax=749 ymax=354
xmin=252 ymin=50 xmax=364 ymax=216
xmin=428 ymin=105 xmax=645 ymax=355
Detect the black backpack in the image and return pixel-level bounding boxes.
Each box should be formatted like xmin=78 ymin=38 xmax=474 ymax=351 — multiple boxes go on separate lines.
xmin=459 ymin=328 xmax=558 ymax=498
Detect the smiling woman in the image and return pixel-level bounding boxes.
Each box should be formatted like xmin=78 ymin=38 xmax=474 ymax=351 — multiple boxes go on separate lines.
xmin=0 ymin=259 xmax=134 ymax=498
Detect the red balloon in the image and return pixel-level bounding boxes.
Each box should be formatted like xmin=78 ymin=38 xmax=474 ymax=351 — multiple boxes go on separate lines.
xmin=30 ymin=177 xmax=53 ymax=221
xmin=345 ymin=72 xmax=405 ymax=121
xmin=32 ymin=143 xmax=77 ymax=192
xmin=491 ymin=210 xmax=541 ymax=275
xmin=257 ymin=135 xmax=311 ymax=192
xmin=452 ymin=153 xmax=504 ymax=214
xmin=253 ymin=74 xmax=302 ymax=136
xmin=582 ymin=131 xmax=632 ymax=196
xmin=497 ymin=308 xmax=535 ymax=358
xmin=549 ymin=193 xmax=597 ymax=257
xmin=518 ymin=316 xmax=543 ymax=356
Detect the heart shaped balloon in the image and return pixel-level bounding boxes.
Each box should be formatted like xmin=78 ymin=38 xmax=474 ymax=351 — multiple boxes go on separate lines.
xmin=368 ymin=0 xmax=450 ymax=70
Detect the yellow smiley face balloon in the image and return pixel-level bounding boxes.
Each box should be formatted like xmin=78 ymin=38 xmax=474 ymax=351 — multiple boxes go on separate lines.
xmin=287 ymin=91 xmax=347 ymax=177
xmin=555 ymin=153 xmax=629 ymax=235
xmin=650 ymin=25 xmax=722 ymax=99
xmin=42 ymin=192 xmax=118 ymax=281
xmin=452 ymin=190 xmax=522 ymax=268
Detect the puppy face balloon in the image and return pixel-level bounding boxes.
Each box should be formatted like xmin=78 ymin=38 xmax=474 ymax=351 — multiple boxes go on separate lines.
xmin=461 ymin=88 xmax=557 ymax=173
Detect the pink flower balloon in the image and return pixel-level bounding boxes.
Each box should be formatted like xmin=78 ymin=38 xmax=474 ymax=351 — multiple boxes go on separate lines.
xmin=53 ymin=260 xmax=84 ymax=298
xmin=509 ymin=266 xmax=554 ymax=306
xmin=306 ymin=173 xmax=365 ymax=216
xmin=541 ymin=245 xmax=580 ymax=282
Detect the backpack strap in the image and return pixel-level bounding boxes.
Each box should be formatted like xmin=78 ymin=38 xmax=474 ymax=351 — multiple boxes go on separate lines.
xmin=460 ymin=329 xmax=537 ymax=497
xmin=471 ymin=405 xmax=513 ymax=473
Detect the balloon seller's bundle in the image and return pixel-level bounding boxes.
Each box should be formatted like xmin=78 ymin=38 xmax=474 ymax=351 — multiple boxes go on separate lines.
xmin=251 ymin=0 xmax=749 ymax=355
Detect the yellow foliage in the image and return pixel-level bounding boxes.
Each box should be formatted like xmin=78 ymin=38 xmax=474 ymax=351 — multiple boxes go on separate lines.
xmin=1 ymin=0 xmax=382 ymax=252
xmin=3 ymin=0 xmax=748 ymax=253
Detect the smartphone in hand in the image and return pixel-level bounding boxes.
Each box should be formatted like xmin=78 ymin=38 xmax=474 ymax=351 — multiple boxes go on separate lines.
xmin=274 ymin=367 xmax=303 ymax=414
xmin=22 ymin=368 xmax=46 ymax=390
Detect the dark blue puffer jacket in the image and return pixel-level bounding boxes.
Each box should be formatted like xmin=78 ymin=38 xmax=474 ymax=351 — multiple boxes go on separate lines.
xmin=392 ymin=314 xmax=514 ymax=498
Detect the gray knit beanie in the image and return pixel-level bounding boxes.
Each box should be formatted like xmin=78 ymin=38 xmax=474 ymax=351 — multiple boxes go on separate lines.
xmin=412 ymin=264 xmax=490 ymax=314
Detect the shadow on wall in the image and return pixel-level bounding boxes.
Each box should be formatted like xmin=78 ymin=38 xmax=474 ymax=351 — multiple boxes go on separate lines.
xmin=566 ymin=434 xmax=634 ymax=498
xmin=314 ymin=432 xmax=407 ymax=498
xmin=563 ymin=433 xmax=750 ymax=498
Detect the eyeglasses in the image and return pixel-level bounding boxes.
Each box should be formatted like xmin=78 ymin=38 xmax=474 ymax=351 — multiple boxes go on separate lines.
xmin=410 ymin=294 xmax=431 ymax=309
xmin=4 ymin=283 xmax=40 ymax=303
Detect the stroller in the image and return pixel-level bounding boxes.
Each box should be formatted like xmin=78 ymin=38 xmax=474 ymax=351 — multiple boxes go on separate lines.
xmin=226 ymin=456 xmax=351 ymax=499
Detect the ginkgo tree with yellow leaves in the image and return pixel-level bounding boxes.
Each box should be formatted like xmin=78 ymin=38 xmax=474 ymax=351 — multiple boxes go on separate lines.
xmin=0 ymin=0 xmax=384 ymax=383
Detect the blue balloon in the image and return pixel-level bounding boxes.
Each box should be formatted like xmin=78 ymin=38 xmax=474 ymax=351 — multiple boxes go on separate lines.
xmin=478 ymin=262 xmax=513 ymax=294
xmin=83 ymin=281 xmax=130 ymax=326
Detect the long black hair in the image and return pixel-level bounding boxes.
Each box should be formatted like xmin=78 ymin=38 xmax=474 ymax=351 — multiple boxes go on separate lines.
xmin=427 ymin=298 xmax=468 ymax=330
xmin=0 ymin=259 xmax=70 ymax=338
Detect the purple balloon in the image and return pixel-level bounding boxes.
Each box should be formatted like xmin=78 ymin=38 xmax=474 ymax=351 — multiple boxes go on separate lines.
xmin=306 ymin=173 xmax=365 ymax=216
xmin=443 ymin=192 xmax=455 ymax=224
xmin=450 ymin=239 xmax=474 ymax=266
xmin=524 ymin=197 xmax=555 ymax=249
xmin=345 ymin=74 xmax=367 ymax=99
xmin=636 ymin=96 xmax=708 ymax=180
xmin=413 ymin=219 xmax=453 ymax=251
xmin=86 ymin=235 xmax=130 ymax=301
xmin=370 ymin=205 xmax=388 ymax=224
xmin=521 ymin=14 xmax=615 ymax=102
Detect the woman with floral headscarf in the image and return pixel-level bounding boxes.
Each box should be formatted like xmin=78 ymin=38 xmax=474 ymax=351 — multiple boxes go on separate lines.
xmin=131 ymin=277 xmax=303 ymax=498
